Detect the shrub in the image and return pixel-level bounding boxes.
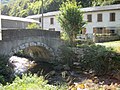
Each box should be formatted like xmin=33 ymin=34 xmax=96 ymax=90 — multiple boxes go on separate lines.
xmin=0 ymin=55 xmax=13 ymax=84
xmin=76 ymin=39 xmax=94 ymax=46
xmin=0 ymin=74 xmax=68 ymax=90
xmin=79 ymin=45 xmax=120 ymax=75
xmin=26 ymin=23 xmax=40 ymax=29
xmin=55 ymin=45 xmax=76 ymax=67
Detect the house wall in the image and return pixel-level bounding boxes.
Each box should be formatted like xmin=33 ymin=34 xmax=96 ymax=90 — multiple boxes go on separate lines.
xmin=83 ymin=10 xmax=120 ymax=38
xmin=27 ymin=7 xmax=120 ymax=39
xmin=1 ymin=19 xmax=31 ymax=29
xmin=43 ymin=16 xmax=61 ymax=31
xmin=34 ymin=16 xmax=61 ymax=31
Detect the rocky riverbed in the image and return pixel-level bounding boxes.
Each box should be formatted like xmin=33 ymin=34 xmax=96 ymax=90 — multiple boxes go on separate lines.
xmin=8 ymin=55 xmax=120 ymax=90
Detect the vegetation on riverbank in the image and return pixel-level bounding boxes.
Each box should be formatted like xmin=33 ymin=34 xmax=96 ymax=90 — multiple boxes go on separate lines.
xmin=0 ymin=41 xmax=120 ymax=89
xmin=0 ymin=55 xmax=13 ymax=85
xmin=0 ymin=74 xmax=68 ymax=90
xmin=96 ymin=40 xmax=120 ymax=53
xmin=1 ymin=1 xmax=120 ymax=89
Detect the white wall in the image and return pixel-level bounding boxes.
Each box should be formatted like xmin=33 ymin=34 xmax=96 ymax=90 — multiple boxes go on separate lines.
xmin=34 ymin=16 xmax=61 ymax=31
xmin=43 ymin=16 xmax=61 ymax=31
xmin=83 ymin=10 xmax=120 ymax=35
xmin=30 ymin=9 xmax=120 ymax=38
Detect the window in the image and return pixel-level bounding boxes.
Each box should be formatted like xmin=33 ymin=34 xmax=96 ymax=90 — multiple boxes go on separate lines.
xmin=50 ymin=18 xmax=54 ymax=24
xmin=110 ymin=13 xmax=115 ymax=21
xmin=39 ymin=18 xmax=41 ymax=22
xmin=49 ymin=28 xmax=55 ymax=31
xmin=97 ymin=28 xmax=103 ymax=34
xmin=110 ymin=30 xmax=115 ymax=34
xmin=97 ymin=14 xmax=102 ymax=22
xmin=87 ymin=14 xmax=92 ymax=22
xmin=94 ymin=27 xmax=104 ymax=34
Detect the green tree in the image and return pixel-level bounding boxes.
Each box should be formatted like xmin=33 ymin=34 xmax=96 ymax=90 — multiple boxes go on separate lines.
xmin=1 ymin=0 xmax=119 ymax=17
xmin=26 ymin=23 xmax=40 ymax=29
xmin=57 ymin=0 xmax=85 ymax=46
xmin=92 ymin=0 xmax=118 ymax=6
xmin=1 ymin=5 xmax=10 ymax=15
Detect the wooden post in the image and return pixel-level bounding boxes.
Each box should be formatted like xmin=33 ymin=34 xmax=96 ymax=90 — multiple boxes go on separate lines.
xmin=93 ymin=28 xmax=96 ymax=42
xmin=0 ymin=0 xmax=2 ymax=40
xmin=41 ymin=0 xmax=44 ymax=30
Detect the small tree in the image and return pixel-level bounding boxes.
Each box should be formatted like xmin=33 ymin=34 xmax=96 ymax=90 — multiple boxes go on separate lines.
xmin=57 ymin=0 xmax=85 ymax=46
xmin=27 ymin=23 xmax=40 ymax=29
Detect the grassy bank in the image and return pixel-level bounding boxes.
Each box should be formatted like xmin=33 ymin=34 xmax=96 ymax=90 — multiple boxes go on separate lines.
xmin=96 ymin=40 xmax=120 ymax=53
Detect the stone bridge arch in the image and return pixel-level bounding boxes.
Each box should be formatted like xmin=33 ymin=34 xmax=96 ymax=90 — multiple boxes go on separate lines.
xmin=9 ymin=41 xmax=55 ymax=59
xmin=0 ymin=29 xmax=62 ymax=57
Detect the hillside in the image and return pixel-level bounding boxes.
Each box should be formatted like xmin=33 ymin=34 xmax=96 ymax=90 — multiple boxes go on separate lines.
xmin=1 ymin=0 xmax=120 ymax=17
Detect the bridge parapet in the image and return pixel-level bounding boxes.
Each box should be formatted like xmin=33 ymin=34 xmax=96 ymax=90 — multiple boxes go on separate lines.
xmin=2 ymin=29 xmax=60 ymax=41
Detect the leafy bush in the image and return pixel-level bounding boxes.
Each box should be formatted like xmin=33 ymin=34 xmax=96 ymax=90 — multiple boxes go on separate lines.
xmin=55 ymin=45 xmax=76 ymax=67
xmin=0 ymin=74 xmax=68 ymax=90
xmin=76 ymin=39 xmax=94 ymax=46
xmin=0 ymin=55 xmax=13 ymax=84
xmin=26 ymin=23 xmax=40 ymax=29
xmin=79 ymin=45 xmax=120 ymax=75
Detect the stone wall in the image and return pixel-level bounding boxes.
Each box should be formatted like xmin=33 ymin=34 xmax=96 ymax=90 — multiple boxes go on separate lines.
xmin=2 ymin=29 xmax=60 ymax=41
xmin=0 ymin=29 xmax=62 ymax=56
xmin=93 ymin=35 xmax=120 ymax=42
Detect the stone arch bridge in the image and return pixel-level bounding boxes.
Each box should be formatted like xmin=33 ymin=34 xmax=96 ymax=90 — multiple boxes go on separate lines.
xmin=0 ymin=29 xmax=62 ymax=57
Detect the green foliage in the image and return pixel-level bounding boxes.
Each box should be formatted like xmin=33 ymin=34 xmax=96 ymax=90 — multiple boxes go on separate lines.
xmin=92 ymin=0 xmax=119 ymax=6
xmin=60 ymin=32 xmax=69 ymax=41
xmin=0 ymin=74 xmax=68 ymax=90
xmin=1 ymin=0 xmax=120 ymax=17
xmin=79 ymin=45 xmax=120 ymax=75
xmin=58 ymin=0 xmax=85 ymax=46
xmin=1 ymin=0 xmax=63 ymax=17
xmin=0 ymin=55 xmax=13 ymax=85
xmin=26 ymin=23 xmax=40 ymax=29
xmin=1 ymin=4 xmax=10 ymax=15
xmin=55 ymin=45 xmax=76 ymax=67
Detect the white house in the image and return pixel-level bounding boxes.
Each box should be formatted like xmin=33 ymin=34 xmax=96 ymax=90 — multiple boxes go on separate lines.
xmin=26 ymin=11 xmax=60 ymax=31
xmin=81 ymin=4 xmax=120 ymax=39
xmin=1 ymin=15 xmax=40 ymax=30
xmin=26 ymin=4 xmax=120 ymax=40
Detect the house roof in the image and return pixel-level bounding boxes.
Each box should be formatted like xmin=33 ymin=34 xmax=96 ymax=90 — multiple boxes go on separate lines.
xmin=26 ymin=11 xmax=60 ymax=19
xmin=26 ymin=4 xmax=120 ymax=19
xmin=1 ymin=15 xmax=40 ymax=23
xmin=81 ymin=4 xmax=120 ymax=12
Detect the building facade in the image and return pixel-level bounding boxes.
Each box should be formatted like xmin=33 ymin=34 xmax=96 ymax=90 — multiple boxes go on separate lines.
xmin=26 ymin=4 xmax=120 ymax=40
xmin=26 ymin=11 xmax=60 ymax=31
xmin=81 ymin=4 xmax=120 ymax=39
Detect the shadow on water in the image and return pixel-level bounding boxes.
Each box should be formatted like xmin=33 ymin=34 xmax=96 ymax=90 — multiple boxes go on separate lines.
xmin=28 ymin=60 xmax=54 ymax=76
